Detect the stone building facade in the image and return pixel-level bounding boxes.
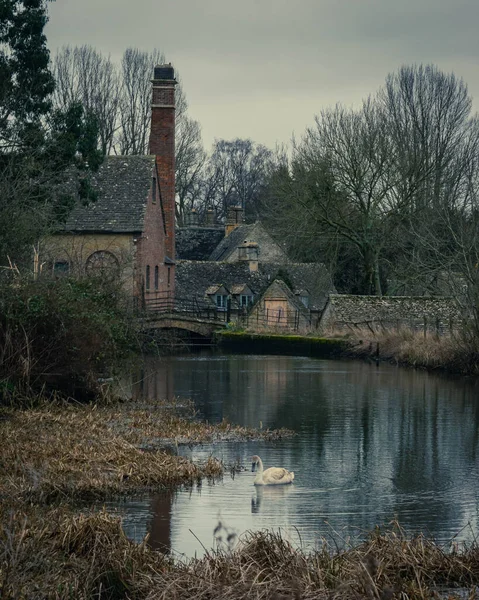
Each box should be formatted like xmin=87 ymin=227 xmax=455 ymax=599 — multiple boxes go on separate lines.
xmin=43 ymin=65 xmax=177 ymax=303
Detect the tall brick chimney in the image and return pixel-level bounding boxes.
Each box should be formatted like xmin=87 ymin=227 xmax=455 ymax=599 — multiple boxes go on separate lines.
xmin=149 ymin=64 xmax=177 ymax=260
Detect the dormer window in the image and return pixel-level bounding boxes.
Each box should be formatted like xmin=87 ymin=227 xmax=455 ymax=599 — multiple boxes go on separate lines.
xmin=216 ymin=294 xmax=228 ymax=309
xmin=240 ymin=294 xmax=253 ymax=307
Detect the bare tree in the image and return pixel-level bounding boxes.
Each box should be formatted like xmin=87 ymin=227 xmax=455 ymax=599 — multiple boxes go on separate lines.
xmin=175 ymin=115 xmax=206 ymax=226
xmin=284 ymin=99 xmax=404 ymax=295
xmin=116 ymin=48 xmax=166 ymax=155
xmin=377 ymin=64 xmax=478 ymax=294
xmin=53 ymin=46 xmax=120 ymax=155
xmin=200 ymin=138 xmax=273 ymax=222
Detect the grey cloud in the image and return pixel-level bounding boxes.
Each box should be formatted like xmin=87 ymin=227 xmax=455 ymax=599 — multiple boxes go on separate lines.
xmin=46 ymin=0 xmax=479 ymax=148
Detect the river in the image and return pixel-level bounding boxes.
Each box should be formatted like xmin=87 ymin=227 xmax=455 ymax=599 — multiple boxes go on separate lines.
xmin=109 ymin=353 xmax=479 ymax=559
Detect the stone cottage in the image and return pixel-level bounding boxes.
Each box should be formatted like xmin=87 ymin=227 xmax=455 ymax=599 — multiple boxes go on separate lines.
xmin=247 ymin=279 xmax=312 ymax=330
xmin=175 ymin=207 xmax=335 ymax=329
xmin=43 ymin=64 xmax=177 ymax=303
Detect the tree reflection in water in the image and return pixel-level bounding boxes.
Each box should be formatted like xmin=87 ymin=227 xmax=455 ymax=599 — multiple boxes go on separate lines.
xmin=114 ymin=353 xmax=479 ymax=557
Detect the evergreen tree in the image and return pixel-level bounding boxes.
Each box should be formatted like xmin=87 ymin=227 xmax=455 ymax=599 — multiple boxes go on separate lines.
xmin=0 ymin=0 xmax=104 ymax=267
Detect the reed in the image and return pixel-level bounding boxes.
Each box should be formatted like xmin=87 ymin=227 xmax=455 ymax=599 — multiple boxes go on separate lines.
xmin=2 ymin=509 xmax=479 ymax=599
xmin=338 ymin=327 xmax=479 ymax=375
xmin=0 ymin=400 xmax=293 ymax=504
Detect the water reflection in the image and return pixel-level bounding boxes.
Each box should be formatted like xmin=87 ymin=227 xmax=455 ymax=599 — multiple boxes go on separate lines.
xmin=113 ymin=354 xmax=479 ymax=557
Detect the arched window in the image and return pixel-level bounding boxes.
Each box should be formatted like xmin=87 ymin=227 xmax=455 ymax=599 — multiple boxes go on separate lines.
xmin=85 ymin=251 xmax=119 ymax=278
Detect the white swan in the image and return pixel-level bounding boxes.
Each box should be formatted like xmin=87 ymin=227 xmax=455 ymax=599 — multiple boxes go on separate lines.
xmin=251 ymin=455 xmax=295 ymax=486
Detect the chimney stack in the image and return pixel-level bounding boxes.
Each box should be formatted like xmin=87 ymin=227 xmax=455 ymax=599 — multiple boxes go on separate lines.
xmin=205 ymin=207 xmax=216 ymax=226
xmin=225 ymin=205 xmax=243 ymax=237
xmin=149 ymin=64 xmax=177 ymax=260
xmin=238 ymin=241 xmax=259 ymax=272
xmin=188 ymin=208 xmax=199 ymax=226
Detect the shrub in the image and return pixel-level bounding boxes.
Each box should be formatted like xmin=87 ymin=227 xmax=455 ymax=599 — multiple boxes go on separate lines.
xmin=0 ymin=275 xmax=138 ymax=401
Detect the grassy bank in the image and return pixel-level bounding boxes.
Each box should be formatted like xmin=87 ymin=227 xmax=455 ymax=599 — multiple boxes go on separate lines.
xmin=216 ymin=328 xmax=479 ymax=375
xmin=0 ymin=399 xmax=296 ymax=597
xmin=340 ymin=328 xmax=479 ymax=375
xmin=2 ymin=506 xmax=479 ymax=598
xmin=0 ymin=399 xmax=292 ymax=504
xmin=2 ymin=401 xmax=479 ymax=598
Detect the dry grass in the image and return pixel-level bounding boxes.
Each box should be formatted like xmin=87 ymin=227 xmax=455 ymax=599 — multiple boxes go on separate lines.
xmin=0 ymin=401 xmax=292 ymax=504
xmin=337 ymin=327 xmax=479 ymax=375
xmin=2 ymin=508 xmax=479 ymax=599
xmin=3 ymin=401 xmax=478 ymax=598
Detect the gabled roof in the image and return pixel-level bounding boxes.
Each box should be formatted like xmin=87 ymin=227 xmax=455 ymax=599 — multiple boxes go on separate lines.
xmin=259 ymin=279 xmax=311 ymax=317
xmin=230 ymin=283 xmax=253 ymax=295
xmin=175 ymin=261 xmax=335 ymax=311
xmin=208 ymin=224 xmax=255 ymax=261
xmin=60 ymin=155 xmax=156 ymax=233
xmin=205 ymin=284 xmax=223 ymax=295
xmin=176 ymin=226 xmax=225 ymax=260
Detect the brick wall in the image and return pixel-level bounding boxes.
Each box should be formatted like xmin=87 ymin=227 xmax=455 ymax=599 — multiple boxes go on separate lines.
xmin=135 ymin=170 xmax=173 ymax=302
xmin=149 ymin=69 xmax=176 ymax=262
xmin=148 ymin=66 xmax=177 ymax=302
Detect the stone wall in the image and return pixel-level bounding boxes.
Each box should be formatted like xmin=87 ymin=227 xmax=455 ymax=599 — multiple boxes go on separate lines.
xmin=320 ymin=294 xmax=462 ymax=333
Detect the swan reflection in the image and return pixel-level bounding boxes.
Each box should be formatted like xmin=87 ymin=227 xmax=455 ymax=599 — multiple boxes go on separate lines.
xmin=251 ymin=482 xmax=295 ymax=513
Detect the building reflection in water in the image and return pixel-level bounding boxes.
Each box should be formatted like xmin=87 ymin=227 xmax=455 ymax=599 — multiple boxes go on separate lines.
xmin=115 ymin=353 xmax=479 ymax=555
xmin=148 ymin=491 xmax=173 ymax=553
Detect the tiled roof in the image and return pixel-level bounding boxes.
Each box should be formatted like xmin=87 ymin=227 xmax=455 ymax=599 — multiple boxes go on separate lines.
xmin=175 ymin=261 xmax=335 ymax=311
xmin=325 ymin=294 xmax=461 ymax=324
xmin=176 ymin=226 xmax=225 ymax=260
xmin=60 ymin=155 xmax=156 ymax=233
xmin=208 ymin=224 xmax=255 ymax=261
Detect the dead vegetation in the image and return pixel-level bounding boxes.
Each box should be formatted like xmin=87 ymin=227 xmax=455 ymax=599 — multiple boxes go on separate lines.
xmin=0 ymin=400 xmax=292 ymax=503
xmin=2 ymin=400 xmax=478 ymax=598
xmin=336 ymin=326 xmax=479 ymax=375
xmin=2 ymin=508 xmax=479 ymax=599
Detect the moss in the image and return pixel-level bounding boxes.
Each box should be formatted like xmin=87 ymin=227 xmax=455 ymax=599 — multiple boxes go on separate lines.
xmin=215 ymin=331 xmax=347 ymax=357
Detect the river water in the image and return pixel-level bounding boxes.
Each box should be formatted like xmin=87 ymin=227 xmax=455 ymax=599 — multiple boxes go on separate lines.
xmin=110 ymin=353 xmax=479 ymax=559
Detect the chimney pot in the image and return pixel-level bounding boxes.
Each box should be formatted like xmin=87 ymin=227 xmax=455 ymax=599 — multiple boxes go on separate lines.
xmin=154 ymin=64 xmax=175 ymax=80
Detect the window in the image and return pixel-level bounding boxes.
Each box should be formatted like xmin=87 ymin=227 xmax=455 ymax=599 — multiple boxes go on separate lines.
xmin=154 ymin=266 xmax=159 ymax=291
xmin=53 ymin=260 xmax=70 ymax=276
xmin=167 ymin=266 xmax=171 ymax=286
xmin=300 ymin=296 xmax=309 ymax=308
xmin=85 ymin=251 xmax=119 ymax=278
xmin=152 ymin=177 xmax=157 ymax=203
xmin=240 ymin=294 xmax=253 ymax=307
xmin=146 ymin=265 xmax=151 ymax=291
xmin=215 ymin=294 xmax=228 ymax=309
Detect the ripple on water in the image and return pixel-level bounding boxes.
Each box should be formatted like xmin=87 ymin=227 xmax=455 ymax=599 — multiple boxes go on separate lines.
xmin=110 ymin=354 xmax=479 ymax=557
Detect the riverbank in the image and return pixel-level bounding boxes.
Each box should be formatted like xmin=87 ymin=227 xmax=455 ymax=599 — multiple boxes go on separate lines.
xmin=340 ymin=328 xmax=479 ymax=375
xmin=0 ymin=399 xmax=292 ymax=504
xmin=216 ymin=330 xmax=348 ymax=357
xmin=2 ymin=504 xmax=479 ymax=599
xmin=2 ymin=399 xmax=479 ymax=597
xmin=0 ymin=398 xmax=294 ymax=597
xmin=216 ymin=329 xmax=479 ymax=375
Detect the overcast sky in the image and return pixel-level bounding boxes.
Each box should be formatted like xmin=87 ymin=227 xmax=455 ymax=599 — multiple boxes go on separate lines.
xmin=46 ymin=0 xmax=479 ymax=151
